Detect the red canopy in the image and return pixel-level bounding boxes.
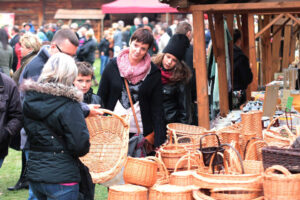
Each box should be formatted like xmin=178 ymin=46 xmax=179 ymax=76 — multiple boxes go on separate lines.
xmin=101 ymin=0 xmax=179 ymax=14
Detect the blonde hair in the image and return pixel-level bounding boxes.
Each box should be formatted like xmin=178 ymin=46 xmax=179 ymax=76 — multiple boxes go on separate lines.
xmin=38 ymin=53 xmax=78 ymax=86
xmin=20 ymin=33 xmax=41 ymax=53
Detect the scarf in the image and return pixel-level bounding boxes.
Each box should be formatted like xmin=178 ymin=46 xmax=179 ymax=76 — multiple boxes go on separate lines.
xmin=117 ymin=48 xmax=151 ymax=84
xmin=159 ymin=65 xmax=173 ymax=84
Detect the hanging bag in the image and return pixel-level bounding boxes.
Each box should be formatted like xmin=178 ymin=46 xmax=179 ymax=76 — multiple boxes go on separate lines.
xmin=124 ymin=79 xmax=154 ymax=156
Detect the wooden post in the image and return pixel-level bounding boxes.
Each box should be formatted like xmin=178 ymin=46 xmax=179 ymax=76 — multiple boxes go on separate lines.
xmin=214 ymin=13 xmax=229 ymax=116
xmin=241 ymin=14 xmax=249 ymax=57
xmin=290 ymin=31 xmax=296 ymax=64
xmin=248 ymin=14 xmax=258 ymax=92
xmin=193 ymin=11 xmax=210 ymax=129
xmin=282 ymin=25 xmax=292 ymax=68
xmin=271 ymin=25 xmax=282 ymax=76
xmin=225 ymin=14 xmax=234 ymax=89
xmin=261 ymin=15 xmax=272 ymax=84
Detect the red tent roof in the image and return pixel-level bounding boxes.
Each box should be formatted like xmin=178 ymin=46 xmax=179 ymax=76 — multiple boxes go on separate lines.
xmin=102 ymin=0 xmax=179 ymax=14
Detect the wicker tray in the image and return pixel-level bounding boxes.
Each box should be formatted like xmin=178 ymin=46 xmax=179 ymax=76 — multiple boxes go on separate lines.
xmin=80 ymin=109 xmax=130 ymax=183
xmin=262 ymin=146 xmax=300 ymax=173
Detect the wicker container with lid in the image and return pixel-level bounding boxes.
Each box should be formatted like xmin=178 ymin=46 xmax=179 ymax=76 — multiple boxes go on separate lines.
xmin=108 ymin=184 xmax=148 ymax=200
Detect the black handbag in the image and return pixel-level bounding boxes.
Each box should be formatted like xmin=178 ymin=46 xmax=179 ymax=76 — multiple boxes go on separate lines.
xmin=199 ymin=133 xmax=225 ymax=167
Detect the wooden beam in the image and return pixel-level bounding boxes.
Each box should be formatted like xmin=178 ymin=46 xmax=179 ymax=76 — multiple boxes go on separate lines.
xmin=286 ymin=13 xmax=300 ymax=26
xmin=225 ymin=14 xmax=234 ymax=91
xmin=241 ymin=14 xmax=249 ymax=57
xmin=248 ymin=14 xmax=258 ymax=92
xmin=282 ymin=26 xmax=292 ymax=69
xmin=208 ymin=13 xmax=218 ymax=58
xmin=290 ymin=33 xmax=296 ymax=64
xmin=255 ymin=14 xmax=284 ymax=39
xmin=272 ymin=17 xmax=291 ymax=37
xmin=193 ymin=11 xmax=210 ymax=129
xmin=214 ymin=13 xmax=229 ymax=116
xmin=271 ymin=25 xmax=282 ymax=74
xmin=261 ymin=15 xmax=272 ymax=84
xmin=189 ymin=2 xmax=300 ymax=14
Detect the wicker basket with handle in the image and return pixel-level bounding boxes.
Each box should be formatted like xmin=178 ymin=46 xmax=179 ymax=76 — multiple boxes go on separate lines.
xmin=123 ymin=156 xmax=158 ymax=187
xmin=263 ymin=165 xmax=300 ymax=200
xmin=108 ymin=184 xmax=148 ymax=200
xmin=169 ymin=151 xmax=203 ymax=186
xmin=80 ymin=109 xmax=129 ymax=183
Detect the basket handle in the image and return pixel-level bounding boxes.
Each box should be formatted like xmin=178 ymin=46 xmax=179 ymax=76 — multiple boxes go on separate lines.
xmin=200 ymin=133 xmax=221 ymax=150
xmin=265 ymin=165 xmax=291 ymax=176
xmin=96 ymin=108 xmax=129 ymax=127
xmin=150 ymin=152 xmax=169 ymax=182
xmin=174 ymin=151 xmax=203 ymax=172
xmin=244 ymin=138 xmax=267 ymax=160
xmin=208 ymin=151 xmax=230 ymax=174
xmin=244 ymin=140 xmax=268 ymax=160
xmin=221 ymin=143 xmax=245 ymax=174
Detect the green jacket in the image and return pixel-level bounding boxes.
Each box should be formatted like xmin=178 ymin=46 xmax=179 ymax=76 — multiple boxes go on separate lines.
xmin=22 ymin=80 xmax=90 ymax=184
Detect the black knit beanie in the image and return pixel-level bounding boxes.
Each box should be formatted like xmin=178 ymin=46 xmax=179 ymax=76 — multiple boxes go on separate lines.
xmin=163 ymin=34 xmax=190 ymax=61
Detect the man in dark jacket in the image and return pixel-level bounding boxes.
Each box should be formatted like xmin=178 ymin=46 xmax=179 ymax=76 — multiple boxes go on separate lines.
xmin=0 ymin=72 xmax=23 ymax=168
xmin=98 ymin=31 xmax=110 ymax=75
xmin=233 ymin=29 xmax=253 ymax=107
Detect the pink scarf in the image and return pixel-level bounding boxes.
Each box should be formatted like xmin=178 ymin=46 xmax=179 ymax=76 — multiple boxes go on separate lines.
xmin=117 ymin=48 xmax=151 ymax=84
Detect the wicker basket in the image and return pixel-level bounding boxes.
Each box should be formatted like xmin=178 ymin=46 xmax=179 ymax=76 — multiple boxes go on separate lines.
xmin=155 ymin=152 xmax=170 ymax=185
xmin=167 ymin=123 xmax=206 ymax=150
xmin=211 ymin=187 xmax=261 ymax=200
xmin=192 ymin=189 xmax=214 ymax=200
xmin=169 ymin=151 xmax=203 ymax=186
xmin=262 ymin=146 xmax=300 ymax=173
xmin=243 ymin=139 xmax=267 ymax=174
xmin=123 ymin=156 xmax=158 ymax=187
xmin=108 ymin=184 xmax=148 ymax=200
xmin=80 ymin=109 xmax=129 ymax=183
xmin=159 ymin=144 xmax=188 ymax=171
xmin=263 ymin=114 xmax=298 ymax=147
xmin=149 ymin=184 xmax=194 ymax=200
xmin=263 ymin=165 xmax=300 ymax=200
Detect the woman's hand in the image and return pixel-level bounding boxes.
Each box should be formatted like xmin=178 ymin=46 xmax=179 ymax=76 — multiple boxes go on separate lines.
xmin=87 ymin=104 xmax=103 ymax=116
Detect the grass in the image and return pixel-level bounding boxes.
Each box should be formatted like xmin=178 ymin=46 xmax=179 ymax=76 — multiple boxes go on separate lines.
xmin=0 ymin=58 xmax=108 ymax=200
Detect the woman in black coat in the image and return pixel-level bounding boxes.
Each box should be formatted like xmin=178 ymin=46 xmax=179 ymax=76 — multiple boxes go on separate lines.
xmin=97 ymin=28 xmax=166 ymax=148
xmin=22 ymin=53 xmax=90 ymax=199
xmin=152 ymin=34 xmax=192 ymax=125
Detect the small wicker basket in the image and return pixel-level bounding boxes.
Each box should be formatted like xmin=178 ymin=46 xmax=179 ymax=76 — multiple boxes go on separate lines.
xmin=149 ymin=184 xmax=194 ymax=200
xmin=108 ymin=184 xmax=148 ymax=200
xmin=80 ymin=109 xmax=129 ymax=183
xmin=123 ymin=156 xmax=158 ymax=187
xmin=263 ymin=165 xmax=300 ymax=200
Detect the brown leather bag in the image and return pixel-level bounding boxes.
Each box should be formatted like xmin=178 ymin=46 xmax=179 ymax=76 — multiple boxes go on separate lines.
xmin=124 ymin=79 xmax=155 ymax=153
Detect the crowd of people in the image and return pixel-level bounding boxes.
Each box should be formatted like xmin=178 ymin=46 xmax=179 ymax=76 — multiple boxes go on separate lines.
xmin=0 ymin=14 xmax=252 ymax=200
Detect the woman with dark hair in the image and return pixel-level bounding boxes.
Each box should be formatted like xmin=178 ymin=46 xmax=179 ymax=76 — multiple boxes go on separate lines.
xmin=152 ymin=34 xmax=192 ymax=124
xmin=0 ymin=28 xmax=13 ymax=76
xmin=98 ymin=28 xmax=166 ymax=149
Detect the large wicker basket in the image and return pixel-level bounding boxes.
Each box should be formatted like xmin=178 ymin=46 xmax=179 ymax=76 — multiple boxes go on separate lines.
xmin=262 ymin=146 xmax=300 ymax=173
xmin=263 ymin=165 xmax=300 ymax=200
xmin=108 ymin=184 xmax=148 ymax=200
xmin=80 ymin=109 xmax=129 ymax=183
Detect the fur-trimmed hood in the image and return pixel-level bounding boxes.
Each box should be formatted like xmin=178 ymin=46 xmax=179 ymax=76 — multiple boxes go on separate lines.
xmin=21 ymin=79 xmax=83 ymax=102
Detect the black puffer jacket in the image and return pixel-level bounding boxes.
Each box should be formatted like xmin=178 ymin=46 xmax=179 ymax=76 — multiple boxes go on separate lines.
xmin=84 ymin=88 xmax=102 ymax=105
xmin=22 ymin=80 xmax=90 ymax=184
xmin=162 ymin=83 xmax=192 ymax=124
xmin=77 ymin=38 xmax=97 ymax=65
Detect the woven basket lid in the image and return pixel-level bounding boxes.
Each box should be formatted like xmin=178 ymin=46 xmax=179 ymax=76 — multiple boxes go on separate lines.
xmin=110 ymin=184 xmax=148 ymax=192
xmin=152 ymin=184 xmax=193 ymax=193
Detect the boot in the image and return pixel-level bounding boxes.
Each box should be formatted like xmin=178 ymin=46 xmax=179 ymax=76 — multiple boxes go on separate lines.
xmin=7 ymin=151 xmax=29 ymax=191
xmin=7 ymin=179 xmax=29 ymax=190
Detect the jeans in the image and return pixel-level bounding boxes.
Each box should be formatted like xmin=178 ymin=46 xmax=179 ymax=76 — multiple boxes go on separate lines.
xmin=24 ymin=150 xmax=38 ymax=200
xmin=100 ymin=55 xmax=109 ymax=75
xmin=30 ymin=182 xmax=79 ymax=200
xmin=0 ymin=158 xmax=4 ymax=168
